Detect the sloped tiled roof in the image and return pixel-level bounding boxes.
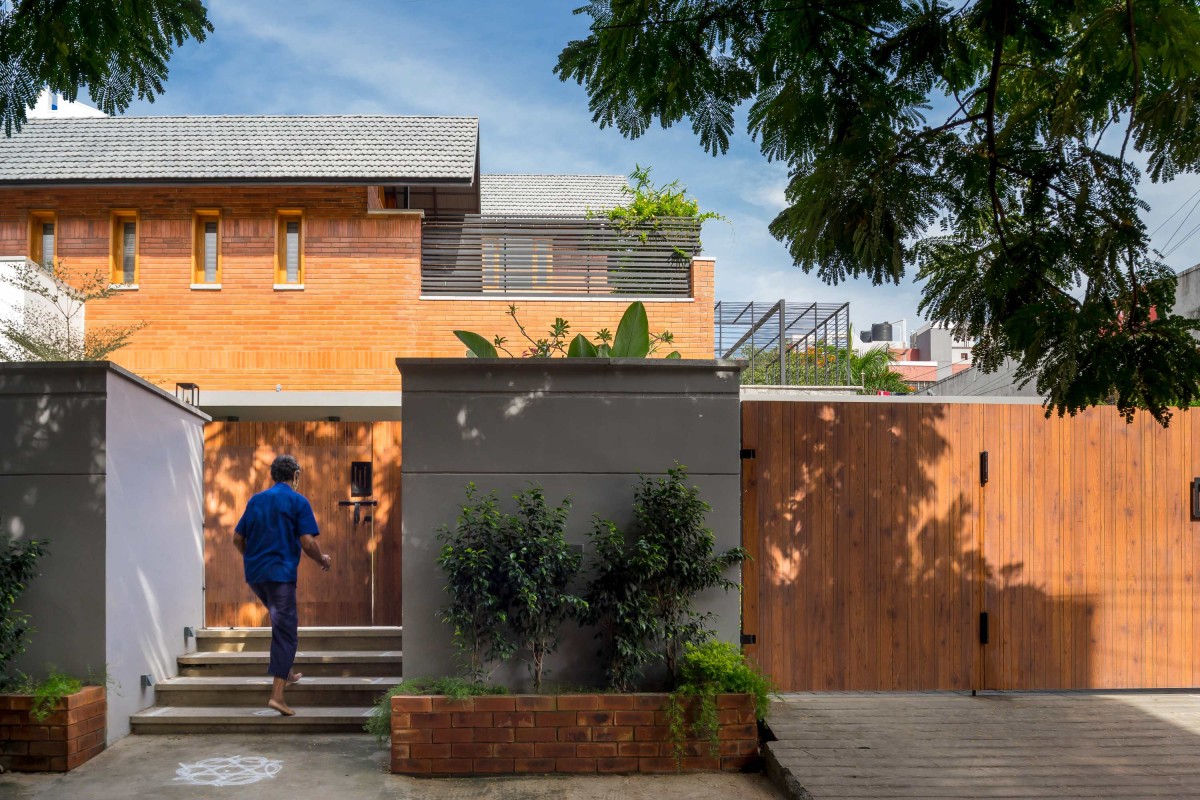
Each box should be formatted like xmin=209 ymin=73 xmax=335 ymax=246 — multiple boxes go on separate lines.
xmin=0 ymin=116 xmax=479 ymax=184
xmin=480 ymin=173 xmax=629 ymax=216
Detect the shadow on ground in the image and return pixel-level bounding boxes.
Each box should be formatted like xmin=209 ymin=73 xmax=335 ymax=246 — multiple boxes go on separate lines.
xmin=0 ymin=733 xmax=782 ymax=800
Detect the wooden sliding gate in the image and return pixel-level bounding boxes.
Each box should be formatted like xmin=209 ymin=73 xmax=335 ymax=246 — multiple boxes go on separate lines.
xmin=203 ymin=421 xmax=402 ymax=627
xmin=741 ymin=400 xmax=1200 ymax=691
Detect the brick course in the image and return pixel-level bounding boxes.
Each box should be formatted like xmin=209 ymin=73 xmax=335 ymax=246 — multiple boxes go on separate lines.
xmin=0 ymin=686 xmax=106 ymax=773
xmin=390 ymin=693 xmax=758 ymax=777
xmin=0 ymin=188 xmax=716 ymax=392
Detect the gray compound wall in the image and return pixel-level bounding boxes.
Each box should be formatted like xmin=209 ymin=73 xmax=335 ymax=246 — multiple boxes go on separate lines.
xmin=0 ymin=362 xmax=206 ymax=742
xmin=397 ymin=358 xmax=743 ymax=691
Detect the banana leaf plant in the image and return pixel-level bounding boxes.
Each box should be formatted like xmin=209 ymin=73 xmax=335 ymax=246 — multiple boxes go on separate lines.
xmin=454 ymin=302 xmax=681 ymax=359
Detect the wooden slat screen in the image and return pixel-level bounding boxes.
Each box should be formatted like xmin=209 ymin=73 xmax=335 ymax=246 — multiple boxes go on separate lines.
xmin=421 ymin=214 xmax=699 ymax=296
xmin=742 ymin=400 xmax=1200 ymax=692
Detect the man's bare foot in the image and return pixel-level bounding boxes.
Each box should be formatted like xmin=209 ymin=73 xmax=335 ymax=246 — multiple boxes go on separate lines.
xmin=287 ymin=671 xmax=303 ymax=685
xmin=267 ymin=698 xmax=295 ymax=716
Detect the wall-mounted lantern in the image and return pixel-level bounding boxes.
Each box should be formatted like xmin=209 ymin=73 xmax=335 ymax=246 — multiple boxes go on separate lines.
xmin=175 ymin=382 xmax=200 ymax=406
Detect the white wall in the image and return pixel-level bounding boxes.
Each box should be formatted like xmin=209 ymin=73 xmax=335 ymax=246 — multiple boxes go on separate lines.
xmin=0 ymin=257 xmax=86 ymax=356
xmin=104 ymin=370 xmax=205 ymax=741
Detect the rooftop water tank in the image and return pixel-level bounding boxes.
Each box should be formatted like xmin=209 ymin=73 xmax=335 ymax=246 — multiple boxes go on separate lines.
xmin=870 ymin=322 xmax=893 ymax=343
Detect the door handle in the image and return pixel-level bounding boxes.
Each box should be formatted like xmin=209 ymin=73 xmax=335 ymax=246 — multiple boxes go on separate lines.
xmin=338 ymin=499 xmax=378 ymax=527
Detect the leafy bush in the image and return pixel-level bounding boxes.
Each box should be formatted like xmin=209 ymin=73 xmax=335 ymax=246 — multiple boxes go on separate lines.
xmin=678 ymin=640 xmax=774 ymax=722
xmin=585 ymin=466 xmax=745 ymax=690
xmin=665 ymin=641 xmax=775 ymax=764
xmin=0 ymin=538 xmax=48 ymax=690
xmin=436 ymin=487 xmax=514 ymax=682
xmin=584 ymin=518 xmax=662 ymax=692
xmin=454 ymin=301 xmax=679 ymax=359
xmin=364 ymin=677 xmax=507 ymax=743
xmin=497 ymin=488 xmax=586 ymax=692
xmin=28 ymin=670 xmax=83 ymax=721
xmin=634 ymin=466 xmax=745 ymax=684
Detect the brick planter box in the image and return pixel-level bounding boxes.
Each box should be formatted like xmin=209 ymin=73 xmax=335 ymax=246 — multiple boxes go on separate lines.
xmin=390 ymin=693 xmax=759 ymax=776
xmin=0 ymin=686 xmax=106 ymax=772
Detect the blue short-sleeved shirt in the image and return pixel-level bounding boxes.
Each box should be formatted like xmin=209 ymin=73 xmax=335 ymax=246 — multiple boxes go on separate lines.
xmin=235 ymin=483 xmax=320 ymax=583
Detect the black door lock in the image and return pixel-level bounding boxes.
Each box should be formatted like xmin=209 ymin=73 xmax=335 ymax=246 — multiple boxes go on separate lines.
xmin=338 ymin=499 xmax=378 ymax=526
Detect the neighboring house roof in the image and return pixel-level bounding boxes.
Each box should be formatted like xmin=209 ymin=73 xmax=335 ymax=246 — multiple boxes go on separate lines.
xmin=0 ymin=116 xmax=479 ymax=185
xmin=480 ymin=174 xmax=628 ymax=215
xmin=918 ymin=357 xmax=1042 ymax=398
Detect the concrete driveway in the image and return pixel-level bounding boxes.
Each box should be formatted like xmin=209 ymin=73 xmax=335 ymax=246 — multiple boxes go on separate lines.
xmin=0 ymin=733 xmax=781 ymax=800
xmin=765 ymin=691 xmax=1200 ymax=799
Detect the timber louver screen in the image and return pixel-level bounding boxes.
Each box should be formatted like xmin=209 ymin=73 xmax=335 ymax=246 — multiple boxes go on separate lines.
xmin=421 ymin=215 xmax=699 ymax=297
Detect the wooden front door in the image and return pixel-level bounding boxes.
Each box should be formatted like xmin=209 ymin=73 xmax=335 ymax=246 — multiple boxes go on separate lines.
xmin=204 ymin=421 xmax=402 ymax=627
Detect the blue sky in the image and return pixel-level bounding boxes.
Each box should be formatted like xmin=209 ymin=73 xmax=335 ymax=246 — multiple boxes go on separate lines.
xmin=121 ymin=0 xmax=1200 ymax=341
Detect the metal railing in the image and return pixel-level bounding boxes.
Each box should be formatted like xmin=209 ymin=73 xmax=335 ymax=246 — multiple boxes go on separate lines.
xmin=421 ymin=215 xmax=699 ymax=297
xmin=715 ymin=300 xmax=854 ymax=385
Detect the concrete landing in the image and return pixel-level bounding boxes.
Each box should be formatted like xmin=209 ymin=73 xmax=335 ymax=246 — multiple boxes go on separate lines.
xmin=766 ymin=691 xmax=1200 ymax=799
xmin=0 ymin=733 xmax=783 ymax=799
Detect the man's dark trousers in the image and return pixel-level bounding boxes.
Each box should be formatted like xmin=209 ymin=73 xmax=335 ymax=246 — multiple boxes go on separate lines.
xmin=248 ymin=581 xmax=298 ymax=679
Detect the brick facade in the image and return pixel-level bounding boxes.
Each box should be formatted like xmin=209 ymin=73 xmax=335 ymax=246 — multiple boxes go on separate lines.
xmin=390 ymin=693 xmax=759 ymax=776
xmin=0 ymin=686 xmax=106 ymax=772
xmin=0 ymin=188 xmax=715 ymax=392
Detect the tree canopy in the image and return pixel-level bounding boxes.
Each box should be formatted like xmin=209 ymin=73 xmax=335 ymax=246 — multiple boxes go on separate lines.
xmin=557 ymin=0 xmax=1200 ymax=424
xmin=0 ymin=0 xmax=212 ymax=135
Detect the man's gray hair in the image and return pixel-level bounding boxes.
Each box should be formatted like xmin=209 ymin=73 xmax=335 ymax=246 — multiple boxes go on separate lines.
xmin=270 ymin=454 xmax=301 ymax=484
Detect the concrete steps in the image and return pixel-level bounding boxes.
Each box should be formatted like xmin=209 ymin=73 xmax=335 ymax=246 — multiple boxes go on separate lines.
xmin=131 ymin=627 xmax=401 ymax=734
xmin=196 ymin=627 xmax=403 ymax=653
xmin=152 ymin=676 xmax=401 ymax=707
xmin=177 ymin=649 xmax=403 ymax=678
xmin=130 ymin=705 xmax=376 ymax=735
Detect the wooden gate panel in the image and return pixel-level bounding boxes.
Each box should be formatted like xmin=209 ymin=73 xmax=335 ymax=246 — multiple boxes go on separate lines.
xmin=204 ymin=421 xmax=397 ymax=628
xmin=744 ymin=400 xmax=1200 ymax=692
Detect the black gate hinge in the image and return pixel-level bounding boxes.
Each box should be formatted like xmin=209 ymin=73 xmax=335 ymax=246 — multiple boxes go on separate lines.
xmin=740 ymin=448 xmax=756 ymax=460
xmin=740 ymin=633 xmax=756 ymax=645
xmin=979 ymin=611 xmax=990 ymax=645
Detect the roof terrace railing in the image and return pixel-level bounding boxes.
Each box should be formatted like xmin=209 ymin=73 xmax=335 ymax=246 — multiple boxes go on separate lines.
xmin=716 ymin=300 xmax=855 ymax=386
xmin=421 ymin=214 xmax=699 ymax=297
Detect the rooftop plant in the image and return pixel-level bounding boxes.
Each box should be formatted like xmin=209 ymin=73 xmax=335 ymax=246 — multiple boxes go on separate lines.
xmin=454 ymin=301 xmax=680 ymax=359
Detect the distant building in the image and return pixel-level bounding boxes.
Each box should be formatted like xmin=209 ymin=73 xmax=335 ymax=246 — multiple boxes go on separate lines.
xmin=859 ymin=319 xmax=974 ymax=391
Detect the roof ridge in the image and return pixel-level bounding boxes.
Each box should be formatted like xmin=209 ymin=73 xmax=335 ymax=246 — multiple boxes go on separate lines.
xmin=22 ymin=114 xmax=480 ymax=122
xmin=482 ymin=173 xmax=627 ymax=178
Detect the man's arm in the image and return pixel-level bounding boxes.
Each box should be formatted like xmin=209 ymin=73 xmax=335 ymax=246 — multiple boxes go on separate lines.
xmin=299 ymin=535 xmax=331 ymax=571
xmin=233 ymin=533 xmax=246 ymax=554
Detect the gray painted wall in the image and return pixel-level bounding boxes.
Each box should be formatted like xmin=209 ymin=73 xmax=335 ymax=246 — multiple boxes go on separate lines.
xmin=0 ymin=363 xmax=206 ymax=744
xmin=104 ymin=370 xmax=205 ymax=741
xmin=1174 ymin=263 xmax=1200 ymax=325
xmin=399 ymin=359 xmax=743 ymax=691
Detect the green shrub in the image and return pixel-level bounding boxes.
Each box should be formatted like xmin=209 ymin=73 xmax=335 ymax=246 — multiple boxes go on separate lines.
xmin=364 ymin=677 xmax=507 ymax=744
xmin=0 ymin=537 xmax=48 ymax=690
xmin=679 ymin=640 xmax=775 ymax=721
xmin=29 ymin=670 xmax=83 ymax=721
xmin=665 ymin=640 xmax=776 ymax=765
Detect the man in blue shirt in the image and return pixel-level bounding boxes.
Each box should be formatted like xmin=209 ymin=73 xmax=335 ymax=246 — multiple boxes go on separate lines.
xmin=234 ymin=454 xmax=331 ymax=716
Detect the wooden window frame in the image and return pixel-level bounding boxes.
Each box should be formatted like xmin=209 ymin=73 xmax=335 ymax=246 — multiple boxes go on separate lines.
xmin=275 ymin=210 xmax=304 ymax=286
xmin=28 ymin=210 xmax=56 ymax=268
xmin=192 ymin=209 xmax=221 ymax=286
xmin=110 ymin=210 xmax=139 ymax=285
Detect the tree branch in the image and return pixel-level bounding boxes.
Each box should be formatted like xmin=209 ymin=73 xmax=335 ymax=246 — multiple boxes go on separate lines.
xmin=984 ymin=8 xmax=1010 ymax=253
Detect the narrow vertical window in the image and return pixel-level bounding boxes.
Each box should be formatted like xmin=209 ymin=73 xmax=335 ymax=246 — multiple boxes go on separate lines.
xmin=29 ymin=211 xmax=56 ymax=269
xmin=110 ymin=211 xmax=138 ymax=285
xmin=275 ymin=211 xmax=303 ymax=286
xmin=193 ymin=210 xmax=220 ymax=286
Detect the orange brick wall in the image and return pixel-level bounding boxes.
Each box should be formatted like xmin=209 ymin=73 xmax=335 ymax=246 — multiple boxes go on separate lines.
xmin=0 ymin=686 xmax=106 ymax=773
xmin=0 ymin=187 xmax=715 ymax=391
xmin=390 ymin=693 xmax=759 ymax=776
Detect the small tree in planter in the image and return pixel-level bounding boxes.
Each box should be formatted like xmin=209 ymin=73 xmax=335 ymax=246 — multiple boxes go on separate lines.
xmin=436 ymin=486 xmax=514 ymax=682
xmin=498 ymin=488 xmax=586 ymax=692
xmin=587 ymin=466 xmax=746 ymax=688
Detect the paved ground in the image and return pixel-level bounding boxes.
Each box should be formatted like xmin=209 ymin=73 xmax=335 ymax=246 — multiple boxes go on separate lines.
xmin=765 ymin=691 xmax=1200 ymax=799
xmin=0 ymin=733 xmax=781 ymax=800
